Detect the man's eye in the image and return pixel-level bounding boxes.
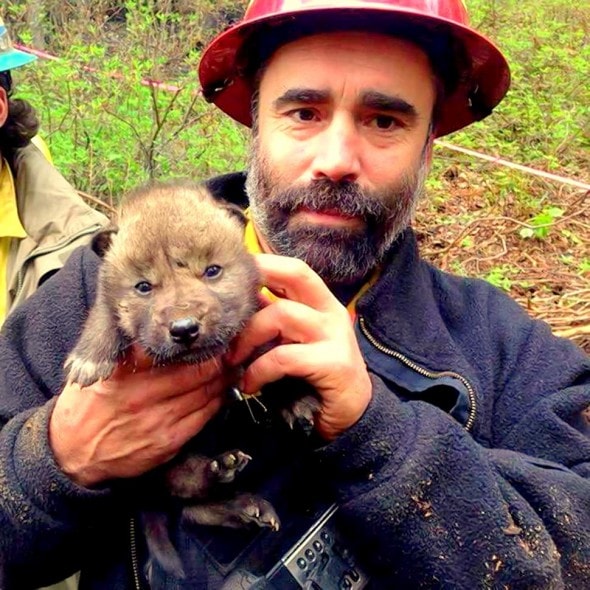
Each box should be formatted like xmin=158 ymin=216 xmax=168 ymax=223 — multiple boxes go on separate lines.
xmin=371 ymin=115 xmax=399 ymax=130
xmin=134 ymin=281 xmax=153 ymax=295
xmin=203 ymin=265 xmax=223 ymax=279
xmin=291 ymin=108 xmax=317 ymax=122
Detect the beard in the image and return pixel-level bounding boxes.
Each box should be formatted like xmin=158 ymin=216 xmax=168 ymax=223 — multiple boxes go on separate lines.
xmin=245 ymin=139 xmax=427 ymax=286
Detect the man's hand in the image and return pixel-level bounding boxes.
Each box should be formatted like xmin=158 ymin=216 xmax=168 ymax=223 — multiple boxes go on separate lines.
xmin=49 ymin=347 xmax=228 ymax=488
xmin=227 ymin=254 xmax=372 ymax=441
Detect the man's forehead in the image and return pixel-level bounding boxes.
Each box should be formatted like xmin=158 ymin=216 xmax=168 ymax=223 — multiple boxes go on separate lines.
xmin=259 ymin=31 xmax=436 ymax=109
xmin=265 ymin=30 xmax=431 ymax=69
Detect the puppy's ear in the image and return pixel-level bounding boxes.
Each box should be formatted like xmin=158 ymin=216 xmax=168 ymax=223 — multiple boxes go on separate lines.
xmin=222 ymin=203 xmax=247 ymax=227
xmin=91 ymin=226 xmax=118 ymax=258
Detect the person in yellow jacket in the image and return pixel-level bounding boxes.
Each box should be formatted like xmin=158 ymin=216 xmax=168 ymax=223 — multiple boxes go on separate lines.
xmin=1 ymin=16 xmax=108 ymax=590
xmin=0 ymin=17 xmax=108 ymax=325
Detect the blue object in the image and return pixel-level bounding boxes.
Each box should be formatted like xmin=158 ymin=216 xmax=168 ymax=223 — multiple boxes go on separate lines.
xmin=0 ymin=19 xmax=37 ymax=72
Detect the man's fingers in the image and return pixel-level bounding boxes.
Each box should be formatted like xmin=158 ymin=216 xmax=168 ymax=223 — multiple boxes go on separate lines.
xmin=239 ymin=343 xmax=320 ymax=394
xmin=154 ymin=377 xmax=225 ymax=420
xmin=227 ymin=300 xmax=328 ymax=365
xmin=255 ymin=253 xmax=341 ymax=312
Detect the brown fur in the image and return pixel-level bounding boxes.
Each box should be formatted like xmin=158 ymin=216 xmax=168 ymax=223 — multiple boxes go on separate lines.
xmin=65 ymin=181 xmax=260 ymax=384
xmin=64 ymin=181 xmax=281 ymax=580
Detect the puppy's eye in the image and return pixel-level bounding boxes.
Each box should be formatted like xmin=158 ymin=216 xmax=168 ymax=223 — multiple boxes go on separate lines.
xmin=203 ymin=265 xmax=223 ymax=279
xmin=134 ymin=281 xmax=153 ymax=295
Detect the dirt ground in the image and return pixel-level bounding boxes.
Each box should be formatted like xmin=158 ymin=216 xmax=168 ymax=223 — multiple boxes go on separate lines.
xmin=415 ymin=163 xmax=589 ymax=355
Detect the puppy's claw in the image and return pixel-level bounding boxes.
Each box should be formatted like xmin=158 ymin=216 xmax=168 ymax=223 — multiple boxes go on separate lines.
xmin=209 ymin=449 xmax=252 ymax=484
xmin=235 ymin=495 xmax=281 ymax=531
xmin=281 ymin=394 xmax=322 ymax=435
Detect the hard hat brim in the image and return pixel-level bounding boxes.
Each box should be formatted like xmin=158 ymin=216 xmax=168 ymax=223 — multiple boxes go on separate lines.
xmin=198 ymin=6 xmax=510 ymax=137
xmin=0 ymin=49 xmax=37 ymax=72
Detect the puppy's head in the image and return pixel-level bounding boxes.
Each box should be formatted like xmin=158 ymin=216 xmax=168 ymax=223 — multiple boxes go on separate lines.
xmin=100 ymin=182 xmax=260 ymax=364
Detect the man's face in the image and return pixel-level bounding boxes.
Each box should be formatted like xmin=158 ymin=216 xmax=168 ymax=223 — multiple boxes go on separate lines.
xmin=246 ymin=31 xmax=436 ymax=286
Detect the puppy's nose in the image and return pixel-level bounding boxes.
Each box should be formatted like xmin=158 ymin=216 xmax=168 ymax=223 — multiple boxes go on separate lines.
xmin=169 ymin=318 xmax=200 ymax=346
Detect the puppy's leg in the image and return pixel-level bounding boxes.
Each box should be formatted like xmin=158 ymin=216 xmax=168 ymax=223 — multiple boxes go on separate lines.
xmin=141 ymin=511 xmax=186 ymax=579
xmin=182 ymin=494 xmax=280 ymax=531
xmin=64 ymin=296 xmax=127 ymax=387
xmin=165 ymin=450 xmax=252 ymax=500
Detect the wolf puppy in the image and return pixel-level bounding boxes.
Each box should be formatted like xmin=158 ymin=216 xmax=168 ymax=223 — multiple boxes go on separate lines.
xmin=66 ymin=181 xmax=259 ymax=383
xmin=65 ymin=181 xmax=280 ymax=578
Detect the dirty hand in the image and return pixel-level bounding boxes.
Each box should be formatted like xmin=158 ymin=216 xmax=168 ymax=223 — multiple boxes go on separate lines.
xmin=49 ymin=346 xmax=228 ymax=488
xmin=226 ymin=254 xmax=373 ymax=441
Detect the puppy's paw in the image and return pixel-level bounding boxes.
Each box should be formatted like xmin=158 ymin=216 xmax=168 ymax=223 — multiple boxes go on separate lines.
xmin=182 ymin=494 xmax=281 ymax=531
xmin=165 ymin=450 xmax=252 ymax=499
xmin=64 ymin=354 xmax=116 ymax=387
xmin=208 ymin=450 xmax=252 ymax=484
xmin=281 ymin=394 xmax=322 ymax=435
xmin=232 ymin=494 xmax=281 ymax=531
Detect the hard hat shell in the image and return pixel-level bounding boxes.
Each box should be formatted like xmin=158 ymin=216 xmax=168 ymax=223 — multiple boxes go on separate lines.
xmin=198 ymin=0 xmax=510 ymax=137
xmin=0 ymin=17 xmax=37 ymax=72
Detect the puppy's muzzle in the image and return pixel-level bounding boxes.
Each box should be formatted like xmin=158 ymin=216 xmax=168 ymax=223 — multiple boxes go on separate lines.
xmin=169 ymin=318 xmax=200 ymax=347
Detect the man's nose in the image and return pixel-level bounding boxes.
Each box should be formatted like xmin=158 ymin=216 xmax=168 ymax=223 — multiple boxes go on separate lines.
xmin=311 ymin=115 xmax=361 ymax=183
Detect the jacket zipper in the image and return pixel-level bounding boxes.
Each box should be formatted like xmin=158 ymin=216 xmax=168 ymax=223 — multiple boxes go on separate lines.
xmin=13 ymin=223 xmax=103 ymax=301
xmin=130 ymin=516 xmax=146 ymax=590
xmin=358 ymin=316 xmax=477 ymax=432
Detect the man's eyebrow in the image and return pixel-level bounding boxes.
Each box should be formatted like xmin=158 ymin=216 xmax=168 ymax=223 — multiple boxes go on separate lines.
xmin=361 ymin=90 xmax=418 ymax=118
xmin=272 ymin=88 xmax=330 ymax=110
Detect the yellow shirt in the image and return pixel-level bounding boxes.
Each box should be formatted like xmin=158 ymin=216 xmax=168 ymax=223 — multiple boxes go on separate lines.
xmin=0 ymin=157 xmax=27 ymax=324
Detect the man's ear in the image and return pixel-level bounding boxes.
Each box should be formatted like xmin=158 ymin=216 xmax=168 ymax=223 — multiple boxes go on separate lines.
xmin=0 ymin=87 xmax=8 ymax=128
xmin=423 ymin=131 xmax=435 ymax=168
xmin=91 ymin=226 xmax=118 ymax=258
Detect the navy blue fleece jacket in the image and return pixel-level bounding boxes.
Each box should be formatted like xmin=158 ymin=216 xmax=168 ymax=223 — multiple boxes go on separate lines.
xmin=0 ymin=174 xmax=589 ymax=589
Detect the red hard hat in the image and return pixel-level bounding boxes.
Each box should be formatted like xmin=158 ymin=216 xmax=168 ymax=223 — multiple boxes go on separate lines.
xmin=198 ymin=0 xmax=510 ymax=137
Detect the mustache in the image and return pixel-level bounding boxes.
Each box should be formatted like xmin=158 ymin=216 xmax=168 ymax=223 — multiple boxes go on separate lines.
xmin=269 ymin=178 xmax=392 ymax=222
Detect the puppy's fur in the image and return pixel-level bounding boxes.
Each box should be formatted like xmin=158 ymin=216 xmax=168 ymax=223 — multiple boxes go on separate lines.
xmin=64 ymin=181 xmax=280 ymax=579
xmin=66 ymin=181 xmax=259 ymax=383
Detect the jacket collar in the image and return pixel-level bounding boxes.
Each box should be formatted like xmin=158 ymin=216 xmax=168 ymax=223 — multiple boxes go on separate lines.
xmin=357 ymin=229 xmax=475 ymax=373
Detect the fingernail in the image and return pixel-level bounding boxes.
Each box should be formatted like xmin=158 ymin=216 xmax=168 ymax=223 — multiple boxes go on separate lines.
xmin=227 ymin=386 xmax=244 ymax=402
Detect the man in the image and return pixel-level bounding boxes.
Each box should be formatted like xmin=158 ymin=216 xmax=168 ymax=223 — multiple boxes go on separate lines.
xmin=0 ymin=17 xmax=108 ymax=324
xmin=1 ymin=1 xmax=589 ymax=589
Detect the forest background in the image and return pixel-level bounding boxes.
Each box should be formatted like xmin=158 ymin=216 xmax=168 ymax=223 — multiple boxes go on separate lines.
xmin=4 ymin=0 xmax=590 ymax=351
